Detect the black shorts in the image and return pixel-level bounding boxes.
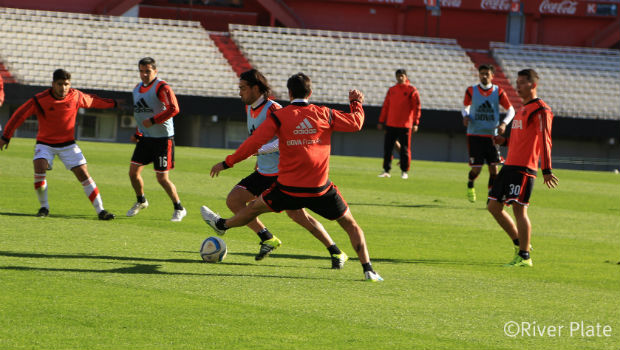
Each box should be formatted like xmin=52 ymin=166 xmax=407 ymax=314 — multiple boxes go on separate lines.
xmin=261 ymin=182 xmax=349 ymax=220
xmin=467 ymin=135 xmax=501 ymax=166
xmin=236 ymin=171 xmax=278 ymax=196
xmin=488 ymin=166 xmax=536 ymax=206
xmin=131 ymin=137 xmax=175 ymax=172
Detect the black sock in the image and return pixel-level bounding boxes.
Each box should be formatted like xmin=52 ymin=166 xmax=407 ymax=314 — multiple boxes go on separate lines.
xmin=173 ymin=202 xmax=183 ymax=211
xmin=518 ymin=250 xmax=530 ymax=260
xmin=467 ymin=181 xmax=474 ymax=188
xmin=215 ymin=218 xmax=228 ymax=230
xmin=257 ymin=228 xmax=273 ymax=242
xmin=362 ymin=262 xmax=374 ymax=273
xmin=512 ymin=238 xmax=520 ymax=246
xmin=137 ymin=195 xmax=146 ymax=203
xmin=327 ymin=244 xmax=342 ymax=255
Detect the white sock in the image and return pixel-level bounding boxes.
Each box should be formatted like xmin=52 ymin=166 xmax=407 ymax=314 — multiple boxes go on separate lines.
xmin=34 ymin=173 xmax=49 ymax=209
xmin=82 ymin=177 xmax=104 ymax=213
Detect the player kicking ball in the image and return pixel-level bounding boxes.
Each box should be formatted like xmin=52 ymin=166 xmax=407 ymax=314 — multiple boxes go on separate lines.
xmin=201 ymin=73 xmax=383 ymax=281
xmin=0 ymin=69 xmax=117 ymax=220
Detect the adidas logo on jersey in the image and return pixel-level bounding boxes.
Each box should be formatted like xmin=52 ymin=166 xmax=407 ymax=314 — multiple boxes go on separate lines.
xmin=134 ymin=98 xmax=153 ymax=113
xmin=474 ymin=101 xmax=495 ymax=121
xmin=293 ymin=118 xmax=317 ymax=134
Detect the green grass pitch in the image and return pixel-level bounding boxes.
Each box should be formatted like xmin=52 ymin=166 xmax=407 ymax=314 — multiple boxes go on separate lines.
xmin=1 ymin=137 xmax=618 ymax=350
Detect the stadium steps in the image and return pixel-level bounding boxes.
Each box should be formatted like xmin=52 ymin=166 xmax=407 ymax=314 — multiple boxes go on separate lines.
xmin=0 ymin=62 xmax=17 ymax=83
xmin=209 ymin=33 xmax=252 ymax=77
xmin=465 ymin=50 xmax=522 ymax=110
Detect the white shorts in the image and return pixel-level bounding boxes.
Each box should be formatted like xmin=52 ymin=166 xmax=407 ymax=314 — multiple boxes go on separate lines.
xmin=34 ymin=143 xmax=87 ymax=170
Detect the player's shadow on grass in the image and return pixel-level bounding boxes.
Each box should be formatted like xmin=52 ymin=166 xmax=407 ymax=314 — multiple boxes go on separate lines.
xmin=0 ymin=264 xmax=325 ymax=280
xmin=0 ymin=211 xmax=93 ymax=219
xmin=349 ymin=202 xmax=444 ymax=209
xmin=0 ymin=251 xmax=328 ymax=279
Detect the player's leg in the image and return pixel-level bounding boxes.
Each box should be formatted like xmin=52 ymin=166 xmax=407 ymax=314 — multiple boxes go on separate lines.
xmin=336 ymin=211 xmax=382 ymax=281
xmin=155 ymin=171 xmax=186 ymax=222
xmin=512 ymin=203 xmax=532 ymax=261
xmin=285 ymin=208 xmax=348 ymax=268
xmin=127 ymin=163 xmax=149 ymax=216
xmin=227 ymin=186 xmax=268 ymax=233
xmin=486 ymin=138 xmax=501 ymax=191
xmin=71 ymin=164 xmax=114 ymax=220
xmin=33 ymin=157 xmax=50 ymax=217
xmin=467 ymin=136 xmax=483 ymax=202
xmin=487 ymin=199 xmax=518 ymax=242
xmin=201 ymin=195 xmax=274 ymax=236
xmin=380 ymin=128 xmax=398 ymax=176
xmin=397 ymin=127 xmax=411 ymax=177
xmin=154 ymin=138 xmax=185 ymax=222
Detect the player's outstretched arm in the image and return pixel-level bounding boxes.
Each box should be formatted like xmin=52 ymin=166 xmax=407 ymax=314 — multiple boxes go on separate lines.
xmin=543 ymin=173 xmax=559 ymax=189
xmin=210 ymin=162 xmax=226 ymax=178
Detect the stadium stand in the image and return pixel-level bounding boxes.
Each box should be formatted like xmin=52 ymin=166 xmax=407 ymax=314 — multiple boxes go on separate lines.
xmin=0 ymin=7 xmax=239 ymax=97
xmin=491 ymin=42 xmax=620 ymax=119
xmin=229 ymin=24 xmax=478 ymax=109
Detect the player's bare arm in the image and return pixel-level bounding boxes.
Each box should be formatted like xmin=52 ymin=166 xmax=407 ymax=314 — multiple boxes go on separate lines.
xmin=497 ymin=122 xmax=507 ymax=135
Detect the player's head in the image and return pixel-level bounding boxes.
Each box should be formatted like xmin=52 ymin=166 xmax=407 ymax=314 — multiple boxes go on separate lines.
xmin=395 ymin=69 xmax=407 ymax=84
xmin=478 ymin=64 xmax=495 ymax=85
xmin=516 ymin=69 xmax=539 ymax=100
xmin=138 ymin=57 xmax=158 ymax=85
xmin=239 ymin=69 xmax=271 ymax=105
xmin=287 ymin=72 xmax=312 ymax=100
xmin=51 ymin=69 xmax=71 ymax=99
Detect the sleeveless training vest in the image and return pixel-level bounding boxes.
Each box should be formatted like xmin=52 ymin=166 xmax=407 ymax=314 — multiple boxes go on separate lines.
xmin=468 ymin=84 xmax=500 ymax=136
xmin=133 ymin=78 xmax=174 ymax=138
xmin=247 ymin=99 xmax=279 ymax=175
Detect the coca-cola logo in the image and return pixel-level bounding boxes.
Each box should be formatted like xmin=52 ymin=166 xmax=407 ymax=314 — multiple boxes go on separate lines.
xmin=440 ymin=0 xmax=462 ymax=8
xmin=539 ymin=0 xmax=577 ymax=15
xmin=480 ymin=0 xmax=511 ymax=11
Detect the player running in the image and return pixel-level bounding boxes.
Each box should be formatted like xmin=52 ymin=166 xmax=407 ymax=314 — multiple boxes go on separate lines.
xmin=462 ymin=64 xmax=515 ymax=202
xmin=201 ymin=72 xmax=383 ymax=281
xmin=126 ymin=57 xmax=186 ymax=222
xmin=487 ymin=69 xmax=559 ymax=267
xmin=0 ymin=69 xmax=117 ymax=219
xmin=218 ymin=69 xmax=348 ymax=267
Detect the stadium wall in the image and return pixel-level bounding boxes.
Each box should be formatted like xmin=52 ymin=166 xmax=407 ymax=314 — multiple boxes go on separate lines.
xmin=1 ymin=84 xmax=618 ymax=171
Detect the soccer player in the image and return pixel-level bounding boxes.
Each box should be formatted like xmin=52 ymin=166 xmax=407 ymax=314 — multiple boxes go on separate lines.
xmin=462 ymin=64 xmax=515 ymax=202
xmin=126 ymin=57 xmax=186 ymax=222
xmin=220 ymin=69 xmax=348 ymax=267
xmin=487 ymin=69 xmax=559 ymax=267
xmin=377 ymin=69 xmax=421 ymax=179
xmin=201 ymin=73 xmax=383 ymax=281
xmin=0 ymin=69 xmax=116 ymax=220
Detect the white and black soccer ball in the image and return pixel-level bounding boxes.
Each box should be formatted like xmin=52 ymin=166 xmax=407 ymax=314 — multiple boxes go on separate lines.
xmin=200 ymin=236 xmax=227 ymax=263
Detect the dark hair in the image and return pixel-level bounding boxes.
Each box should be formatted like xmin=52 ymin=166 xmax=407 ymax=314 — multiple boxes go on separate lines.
xmin=518 ymin=69 xmax=539 ymax=84
xmin=287 ymin=72 xmax=312 ymax=99
xmin=478 ymin=64 xmax=495 ymax=73
xmin=53 ymin=69 xmax=71 ymax=81
xmin=395 ymin=69 xmax=407 ymax=76
xmin=138 ymin=57 xmax=157 ymax=69
xmin=240 ymin=69 xmax=271 ymax=97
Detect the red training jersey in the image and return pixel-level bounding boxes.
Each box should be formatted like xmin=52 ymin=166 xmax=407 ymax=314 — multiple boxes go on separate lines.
xmin=2 ymin=88 xmax=116 ymax=145
xmin=225 ymin=100 xmax=365 ymax=197
xmin=0 ymin=75 xmax=4 ymax=106
xmin=463 ymin=85 xmax=512 ymax=110
xmin=378 ymin=80 xmax=421 ymax=128
xmin=504 ymin=98 xmax=553 ymax=174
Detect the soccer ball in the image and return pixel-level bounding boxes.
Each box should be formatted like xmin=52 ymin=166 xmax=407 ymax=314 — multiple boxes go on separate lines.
xmin=200 ymin=236 xmax=227 ymax=263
